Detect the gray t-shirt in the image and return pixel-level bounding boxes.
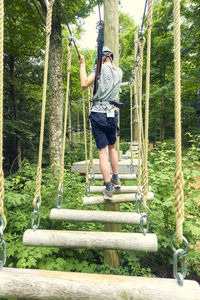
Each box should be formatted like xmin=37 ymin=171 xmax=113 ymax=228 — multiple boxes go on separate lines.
xmin=91 ymin=64 xmax=123 ymax=113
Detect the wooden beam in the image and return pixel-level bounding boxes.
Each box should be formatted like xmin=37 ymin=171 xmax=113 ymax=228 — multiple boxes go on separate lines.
xmin=23 ymin=230 xmax=158 ymax=251
xmin=89 ymin=186 xmax=151 ymax=194
xmin=0 ymin=268 xmax=199 ymax=300
xmin=50 ymin=209 xmax=145 ymax=224
xmin=90 ymin=173 xmax=136 ymax=180
xmin=83 ymin=192 xmax=154 ymax=205
xmin=120 ymin=81 xmax=132 ymax=88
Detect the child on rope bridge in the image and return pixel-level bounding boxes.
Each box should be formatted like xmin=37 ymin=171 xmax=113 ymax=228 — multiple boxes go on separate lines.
xmin=79 ymin=47 xmax=123 ymax=200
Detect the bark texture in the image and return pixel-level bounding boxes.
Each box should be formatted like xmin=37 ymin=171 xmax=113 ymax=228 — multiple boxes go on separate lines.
xmin=104 ymin=0 xmax=120 ymax=268
xmin=49 ymin=3 xmax=63 ymax=174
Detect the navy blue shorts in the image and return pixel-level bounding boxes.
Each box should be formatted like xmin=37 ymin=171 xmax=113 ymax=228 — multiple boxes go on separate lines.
xmin=89 ymin=111 xmax=118 ymax=149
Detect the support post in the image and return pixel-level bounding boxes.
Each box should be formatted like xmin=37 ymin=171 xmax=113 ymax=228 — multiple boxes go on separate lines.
xmin=104 ymin=0 xmax=120 ymax=268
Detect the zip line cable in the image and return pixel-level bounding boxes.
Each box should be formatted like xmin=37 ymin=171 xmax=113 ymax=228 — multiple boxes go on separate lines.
xmin=140 ymin=0 xmax=148 ymax=34
xmin=97 ymin=0 xmax=101 ymax=21
xmin=57 ymin=0 xmax=80 ymax=58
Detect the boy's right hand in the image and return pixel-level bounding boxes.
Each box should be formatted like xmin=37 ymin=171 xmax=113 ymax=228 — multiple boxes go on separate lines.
xmin=79 ymin=54 xmax=85 ymax=65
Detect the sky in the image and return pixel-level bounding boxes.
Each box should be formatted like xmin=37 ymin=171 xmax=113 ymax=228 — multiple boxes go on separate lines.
xmin=79 ymin=0 xmax=146 ymax=49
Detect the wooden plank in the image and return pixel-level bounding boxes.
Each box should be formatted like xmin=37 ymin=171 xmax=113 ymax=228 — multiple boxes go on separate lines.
xmin=89 ymin=185 xmax=151 ymax=194
xmin=91 ymin=173 xmax=136 ymax=180
xmin=0 ymin=268 xmax=199 ymax=300
xmin=71 ymin=158 xmax=139 ymax=174
xmin=83 ymin=192 xmax=154 ymax=205
xmin=120 ymin=81 xmax=132 ymax=88
xmin=23 ymin=230 xmax=158 ymax=251
xmin=50 ymin=209 xmax=144 ymax=224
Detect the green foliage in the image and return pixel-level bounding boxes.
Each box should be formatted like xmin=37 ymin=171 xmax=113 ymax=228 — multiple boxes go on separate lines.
xmin=3 ymin=135 xmax=200 ymax=282
xmin=146 ymin=137 xmax=200 ymax=280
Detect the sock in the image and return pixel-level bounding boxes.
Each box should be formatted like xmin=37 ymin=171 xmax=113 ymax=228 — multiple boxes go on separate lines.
xmin=112 ymin=174 xmax=118 ymax=181
xmin=105 ymin=181 xmax=113 ymax=191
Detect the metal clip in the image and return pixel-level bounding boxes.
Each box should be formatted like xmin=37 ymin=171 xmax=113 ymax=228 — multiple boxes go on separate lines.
xmin=130 ymin=164 xmax=134 ymax=174
xmin=170 ymin=234 xmax=189 ymax=286
xmin=57 ymin=184 xmax=63 ymax=209
xmin=140 ymin=206 xmax=150 ymax=235
xmin=0 ymin=233 xmax=6 ymax=268
xmin=139 ymin=28 xmax=145 ymax=37
xmin=68 ymin=34 xmax=76 ymax=43
xmin=85 ymin=185 xmax=90 ymax=197
xmin=173 ymin=248 xmax=187 ymax=286
xmin=31 ymin=196 xmax=41 ymax=231
xmin=0 ymin=215 xmax=5 ymax=232
xmin=135 ymin=56 xmax=140 ymax=66
xmin=135 ymin=193 xmax=143 ymax=214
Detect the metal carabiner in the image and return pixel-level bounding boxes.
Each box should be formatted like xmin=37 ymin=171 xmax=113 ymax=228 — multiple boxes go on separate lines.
xmin=57 ymin=184 xmax=64 ymax=209
xmin=136 ymin=193 xmax=143 ymax=214
xmin=140 ymin=213 xmax=149 ymax=236
xmin=31 ymin=198 xmax=41 ymax=231
xmin=130 ymin=164 xmax=134 ymax=174
xmin=85 ymin=185 xmax=90 ymax=197
xmin=170 ymin=234 xmax=189 ymax=286
xmin=170 ymin=234 xmax=189 ymax=255
xmin=0 ymin=215 xmax=5 ymax=232
xmin=0 ymin=235 xmax=6 ymax=268
xmin=173 ymin=248 xmax=187 ymax=286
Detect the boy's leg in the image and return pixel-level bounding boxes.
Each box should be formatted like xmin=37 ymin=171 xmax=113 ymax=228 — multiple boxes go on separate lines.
xmin=108 ymin=144 xmax=118 ymax=174
xmin=108 ymin=144 xmax=121 ymax=189
xmin=99 ymin=146 xmax=110 ymax=182
xmin=99 ymin=146 xmax=113 ymax=199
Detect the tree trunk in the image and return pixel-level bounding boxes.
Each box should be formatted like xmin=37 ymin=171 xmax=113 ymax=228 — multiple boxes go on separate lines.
xmin=104 ymin=0 xmax=120 ymax=268
xmin=9 ymin=55 xmax=18 ymax=171
xmin=49 ymin=3 xmax=63 ymax=176
xmin=17 ymin=140 xmax=22 ymax=169
xmin=160 ymin=94 xmax=165 ymax=142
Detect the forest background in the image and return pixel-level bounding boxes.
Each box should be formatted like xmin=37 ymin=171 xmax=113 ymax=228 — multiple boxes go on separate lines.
xmin=2 ymin=0 xmax=200 ymax=283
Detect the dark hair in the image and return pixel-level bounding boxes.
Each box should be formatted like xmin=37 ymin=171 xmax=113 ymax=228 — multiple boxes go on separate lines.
xmin=102 ymin=55 xmax=113 ymax=63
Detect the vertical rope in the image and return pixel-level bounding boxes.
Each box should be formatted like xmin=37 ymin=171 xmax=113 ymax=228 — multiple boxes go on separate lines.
xmin=0 ymin=0 xmax=6 ymax=229
xmin=88 ymin=87 xmax=94 ymax=174
xmin=82 ymin=91 xmax=88 ymax=183
xmin=137 ymin=37 xmax=146 ymax=195
xmin=130 ymin=86 xmax=133 ymax=164
xmin=58 ymin=44 xmax=72 ymax=191
xmin=174 ymin=0 xmax=184 ymax=244
xmin=143 ymin=0 xmax=153 ymax=209
xmin=134 ymin=69 xmax=142 ymax=195
xmin=33 ymin=0 xmax=55 ymax=208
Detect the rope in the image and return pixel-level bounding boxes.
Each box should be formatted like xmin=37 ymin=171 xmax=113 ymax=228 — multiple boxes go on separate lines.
xmin=136 ymin=37 xmax=146 ymax=196
xmin=58 ymin=43 xmax=73 ymax=192
xmin=130 ymin=86 xmax=133 ymax=164
xmin=174 ymin=0 xmax=184 ymax=244
xmin=88 ymin=87 xmax=94 ymax=176
xmin=82 ymin=91 xmax=88 ymax=183
xmin=0 ymin=0 xmax=6 ymax=229
xmin=33 ymin=0 xmax=55 ymax=208
xmin=143 ymin=0 xmax=153 ymax=209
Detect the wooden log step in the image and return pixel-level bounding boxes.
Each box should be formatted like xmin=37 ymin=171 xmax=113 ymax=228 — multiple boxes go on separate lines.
xmin=23 ymin=230 xmax=158 ymax=252
xmin=90 ymin=174 xmax=136 ymax=180
xmin=0 ymin=268 xmax=199 ymax=300
xmin=50 ymin=209 xmax=144 ymax=224
xmin=89 ymin=185 xmax=151 ymax=194
xmin=83 ymin=192 xmax=154 ymax=205
xmin=72 ymin=159 xmax=139 ymax=175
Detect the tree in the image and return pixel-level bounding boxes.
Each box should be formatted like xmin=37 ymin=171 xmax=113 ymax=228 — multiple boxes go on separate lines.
xmin=4 ymin=0 xmax=45 ymax=173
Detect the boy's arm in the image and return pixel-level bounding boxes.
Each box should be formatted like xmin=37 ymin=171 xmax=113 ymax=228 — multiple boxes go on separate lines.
xmin=80 ymin=54 xmax=95 ymax=90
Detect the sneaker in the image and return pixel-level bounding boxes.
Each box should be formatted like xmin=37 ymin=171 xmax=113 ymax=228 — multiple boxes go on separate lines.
xmin=111 ymin=178 xmax=121 ymax=189
xmin=103 ymin=188 xmax=113 ymax=200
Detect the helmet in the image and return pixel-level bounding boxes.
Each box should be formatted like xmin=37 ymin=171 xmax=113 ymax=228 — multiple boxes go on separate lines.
xmin=95 ymin=46 xmax=114 ymax=63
